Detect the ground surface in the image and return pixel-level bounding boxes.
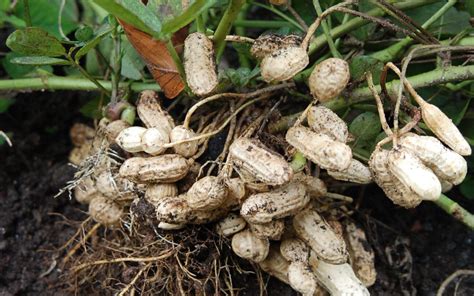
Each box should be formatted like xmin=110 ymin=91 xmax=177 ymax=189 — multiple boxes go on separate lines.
xmin=0 ymin=93 xmax=473 ymax=295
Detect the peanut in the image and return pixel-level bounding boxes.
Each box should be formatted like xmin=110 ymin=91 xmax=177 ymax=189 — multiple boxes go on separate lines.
xmin=327 ymin=159 xmax=372 ymax=184
xmin=307 ymin=106 xmax=348 ymax=142
xmin=261 ymin=46 xmax=309 ymax=83
xmin=216 ymin=213 xmax=247 ymax=237
xmin=308 ymin=58 xmax=350 ymax=102
xmin=137 ymin=90 xmax=175 ymax=132
xmin=186 ymin=176 xmax=228 ymax=210
xmin=170 ymin=125 xmax=199 ymax=158
xmin=119 ymin=154 xmax=190 ymax=183
xmin=141 ymin=127 xmax=169 ymax=156
xmin=231 ymin=229 xmax=270 ymax=263
xmin=116 ymin=126 xmax=147 ymax=153
xmin=249 ymin=220 xmax=285 ymax=240
xmin=89 ymin=195 xmax=123 ymax=226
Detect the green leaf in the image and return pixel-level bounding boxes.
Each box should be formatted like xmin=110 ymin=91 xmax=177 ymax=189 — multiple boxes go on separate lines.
xmin=467 ymin=1 xmax=474 ymax=17
xmin=460 ymin=175 xmax=474 ymax=200
xmin=74 ymin=25 xmax=113 ymax=61
xmin=80 ymin=97 xmax=104 ymax=119
xmin=6 ymin=28 xmax=66 ymax=57
xmin=13 ymin=0 xmax=78 ymax=38
xmin=0 ymin=10 xmax=26 ymax=27
xmin=121 ymin=38 xmax=146 ymax=80
xmin=94 ymin=0 xmax=161 ymax=37
xmin=11 ymin=56 xmax=71 ymax=65
xmin=0 ymin=98 xmax=15 ymax=113
xmin=161 ymin=0 xmax=217 ymax=36
xmin=2 ymin=52 xmax=36 ymax=78
xmin=349 ymin=112 xmax=382 ymax=141
xmin=349 ymin=55 xmax=383 ymax=81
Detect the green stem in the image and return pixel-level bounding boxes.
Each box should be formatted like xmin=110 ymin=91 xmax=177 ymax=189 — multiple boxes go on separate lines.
xmin=165 ymin=39 xmax=186 ymax=83
xmin=111 ymin=24 xmax=121 ymax=102
xmin=213 ymin=0 xmax=246 ymax=61
xmin=308 ymin=0 xmax=439 ymax=55
xmin=313 ymin=0 xmax=341 ymax=58
xmin=196 ymin=14 xmax=205 ymax=33
xmin=234 ymin=20 xmax=296 ymax=29
xmin=290 ymin=151 xmax=307 ymax=172
xmin=23 ymin=0 xmax=32 ymax=27
xmin=370 ymin=0 xmax=457 ymax=62
xmin=235 ymin=4 xmax=250 ymax=69
xmin=433 ymin=194 xmax=474 ymax=229
xmin=0 ymin=77 xmax=160 ymax=92
xmin=325 ymin=64 xmax=474 ymax=110
xmin=250 ymin=1 xmax=304 ymax=31
xmin=66 ymin=55 xmax=111 ymax=97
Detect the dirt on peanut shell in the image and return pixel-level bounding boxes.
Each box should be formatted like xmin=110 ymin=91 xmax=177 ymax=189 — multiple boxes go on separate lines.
xmin=0 ymin=92 xmax=473 ymax=295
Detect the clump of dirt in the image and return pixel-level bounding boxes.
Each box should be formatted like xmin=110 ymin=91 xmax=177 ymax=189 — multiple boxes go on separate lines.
xmin=1 ymin=92 xmax=473 ymax=295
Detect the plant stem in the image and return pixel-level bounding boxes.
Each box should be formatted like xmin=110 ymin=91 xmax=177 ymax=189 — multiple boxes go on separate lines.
xmin=325 ymin=64 xmax=474 ymax=110
xmin=23 ymin=0 xmax=32 ymax=27
xmin=111 ymin=24 xmax=121 ymax=102
xmin=235 ymin=4 xmax=251 ymax=69
xmin=433 ymin=194 xmax=474 ymax=229
xmin=370 ymin=0 xmax=457 ymax=62
xmin=250 ymin=1 xmax=304 ymax=32
xmin=234 ymin=20 xmax=297 ymax=29
xmin=308 ymin=0 xmax=439 ymax=55
xmin=66 ymin=55 xmax=111 ymax=97
xmin=313 ymin=0 xmax=341 ymax=58
xmin=0 ymin=77 xmax=160 ymax=92
xmin=213 ymin=0 xmax=246 ymax=61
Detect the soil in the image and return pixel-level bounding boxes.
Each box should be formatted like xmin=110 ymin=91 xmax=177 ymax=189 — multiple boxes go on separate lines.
xmin=0 ymin=93 xmax=473 ymax=295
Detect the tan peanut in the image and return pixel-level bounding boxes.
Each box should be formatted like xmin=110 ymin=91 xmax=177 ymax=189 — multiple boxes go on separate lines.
xmin=327 ymin=159 xmax=372 ymax=184
xmin=308 ymin=58 xmax=350 ymax=102
xmin=137 ymin=90 xmax=175 ymax=132
xmin=186 ymin=176 xmax=228 ymax=210
xmin=286 ymin=125 xmax=352 ymax=171
xmin=399 ymin=133 xmax=467 ymax=185
xmin=216 ymin=213 xmax=247 ymax=237
xmin=294 ymin=174 xmax=327 ymax=199
xmin=240 ymin=182 xmax=309 ymax=224
xmin=104 ymin=120 xmax=130 ymax=143
xmin=280 ymin=238 xmax=310 ymax=263
xmin=183 ymin=32 xmax=218 ymax=96
xmin=419 ymin=100 xmax=471 ymax=156
xmin=89 ymin=195 xmax=123 ymax=226
xmin=231 ymin=229 xmax=270 ymax=263
xmin=261 ymin=46 xmax=309 ymax=83
xmin=344 ymin=222 xmax=376 ymax=287
xmin=259 ymin=245 xmax=291 ymax=284
xmin=251 ymin=34 xmax=302 ymax=59
xmin=226 ymin=177 xmax=247 ymax=204
xmin=288 ymin=261 xmax=319 ymax=296
xmin=293 ymin=206 xmax=348 ymax=264
xmin=388 ymin=148 xmax=441 ymax=201
xmin=116 ymin=126 xmax=147 ymax=153
xmin=249 ymin=220 xmax=285 ymax=240
xmin=74 ymin=176 xmax=97 ymax=204
xmin=145 ymin=183 xmax=178 ymax=205
xmin=307 ymin=106 xmax=348 ymax=142
xmin=119 ymin=154 xmax=190 ymax=183
xmin=141 ymin=127 xmax=169 ymax=156
xmin=170 ymin=125 xmax=199 ymax=158
xmin=229 ymin=137 xmax=293 ymax=186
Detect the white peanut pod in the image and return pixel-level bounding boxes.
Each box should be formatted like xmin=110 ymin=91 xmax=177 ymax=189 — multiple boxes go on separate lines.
xmin=145 ymin=183 xmax=178 ymax=205
xmin=154 ymin=195 xmax=194 ymax=224
xmin=231 ymin=229 xmax=270 ymax=263
xmin=309 ymin=252 xmax=370 ymax=296
xmin=89 ymin=195 xmax=123 ymax=226
xmin=259 ymin=245 xmax=291 ymax=284
xmin=229 ymin=137 xmax=293 ymax=186
xmin=250 ymin=34 xmax=301 ymax=59
xmin=183 ymin=32 xmax=218 ymax=96
xmin=216 ymin=213 xmax=247 ymax=237
xmin=240 ymin=182 xmax=309 ymax=224
xmin=344 ymin=222 xmax=376 ymax=287
xmin=293 ymin=207 xmax=348 ymax=264
xmin=308 ymin=58 xmax=350 ymax=102
xmin=419 ymin=100 xmax=471 ymax=156
xmin=95 ymin=171 xmax=119 ymax=199
xmin=280 ymin=238 xmax=310 ymax=262
xmin=119 ymin=154 xmax=190 ymax=183
xmin=186 ymin=176 xmax=228 ymax=210
xmin=116 ymin=126 xmax=147 ymax=153
xmin=399 ymin=133 xmax=467 ymax=185
xmin=369 ymin=148 xmax=423 ymax=208
xmin=327 ymin=158 xmax=372 ymax=184
xmin=261 ymin=46 xmax=309 ymax=83
xmin=307 ymin=106 xmax=348 ymax=142
xmin=286 ymin=126 xmax=352 ymax=171
xmin=226 ymin=178 xmax=247 ymax=204
xmin=141 ymin=127 xmax=169 ymax=156
xmin=388 ymin=148 xmax=441 ymax=201
xmin=105 ymin=120 xmax=130 ymax=143
xmin=170 ymin=125 xmax=199 ymax=158
xmin=74 ymin=176 xmax=97 ymax=204
xmin=249 ymin=220 xmax=285 ymax=240
xmin=288 ymin=261 xmax=319 ymax=296
xmin=294 ymin=174 xmax=327 ymax=199
xmin=137 ymin=90 xmax=175 ymax=132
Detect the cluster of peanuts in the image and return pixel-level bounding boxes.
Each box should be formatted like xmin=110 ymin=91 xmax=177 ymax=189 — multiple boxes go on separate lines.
xmin=69 ymin=29 xmax=470 ymax=295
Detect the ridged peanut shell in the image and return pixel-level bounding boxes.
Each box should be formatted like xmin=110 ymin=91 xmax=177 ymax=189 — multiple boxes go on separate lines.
xmin=226 ymin=178 xmax=247 ymax=204
xmin=187 ymin=176 xmax=228 ymax=210
xmin=89 ymin=195 xmax=123 ymax=226
xmin=119 ymin=154 xmax=190 ymax=183
xmin=288 ymin=261 xmax=319 ymax=296
xmin=309 ymin=58 xmax=350 ymax=102
xmin=307 ymin=106 xmax=348 ymax=142
xmin=170 ymin=125 xmax=199 ymax=158
xmin=280 ymin=238 xmax=310 ymax=263
xmin=388 ymin=148 xmax=441 ymax=201
xmin=259 ymin=245 xmax=291 ymax=284
xmin=261 ymin=46 xmax=309 ymax=83
xmin=240 ymin=182 xmax=309 ymax=224
xmin=116 ymin=126 xmax=146 ymax=153
xmin=419 ymin=101 xmax=471 ymax=156
xmin=74 ymin=176 xmax=97 ymax=204
xmin=184 ymin=32 xmax=218 ymax=96
xmin=250 ymin=34 xmax=302 ymax=59
xmin=399 ymin=133 xmax=467 ymax=185
xmin=216 ymin=213 xmax=247 ymax=237
xmin=105 ymin=120 xmax=130 ymax=143
xmin=286 ymin=126 xmax=352 ymax=171
xmin=145 ymin=183 xmax=178 ymax=205
xmin=293 ymin=207 xmax=348 ymax=264
xmin=141 ymin=127 xmax=169 ymax=156
xmin=229 ymin=138 xmax=293 ymax=186
xmin=294 ymin=174 xmax=327 ymax=198
xmin=327 ymin=158 xmax=372 ymax=184
xmin=231 ymin=229 xmax=270 ymax=263
xmin=249 ymin=220 xmax=285 ymax=240
xmin=137 ymin=90 xmax=175 ymax=132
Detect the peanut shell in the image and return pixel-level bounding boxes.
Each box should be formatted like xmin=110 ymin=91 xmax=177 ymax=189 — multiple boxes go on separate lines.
xmin=261 ymin=46 xmax=309 ymax=83
xmin=250 ymin=34 xmax=302 ymax=59
xmin=280 ymin=238 xmax=310 ymax=263
xmin=259 ymin=245 xmax=291 ymax=284
xmin=308 ymin=58 xmax=350 ymax=102
xmin=231 ymin=229 xmax=270 ymax=263
xmin=141 ymin=127 xmax=169 ymax=156
xmin=89 ymin=195 xmax=123 ymax=226
xmin=170 ymin=125 xmax=199 ymax=158
xmin=119 ymin=154 xmax=190 ymax=183
xmin=137 ymin=90 xmax=175 ymax=132
xmin=327 ymin=159 xmax=372 ymax=184
xmin=74 ymin=176 xmax=97 ymax=204
xmin=116 ymin=126 xmax=147 ymax=153
xmin=307 ymin=106 xmax=348 ymax=142
xmin=216 ymin=213 xmax=247 ymax=237
xmin=288 ymin=261 xmax=319 ymax=296
xmin=249 ymin=220 xmax=285 ymax=240
xmin=145 ymin=183 xmax=178 ymax=205
xmin=187 ymin=176 xmax=228 ymax=210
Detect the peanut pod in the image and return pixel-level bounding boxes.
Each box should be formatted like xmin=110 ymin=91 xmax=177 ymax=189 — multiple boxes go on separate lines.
xmin=231 ymin=229 xmax=270 ymax=263
xmin=307 ymin=106 xmax=348 ymax=143
xmin=308 ymin=58 xmax=350 ymax=103
xmin=327 ymin=159 xmax=372 ymax=184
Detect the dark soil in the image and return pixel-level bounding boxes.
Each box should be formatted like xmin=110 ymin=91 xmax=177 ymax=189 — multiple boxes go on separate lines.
xmin=0 ymin=93 xmax=473 ymax=295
